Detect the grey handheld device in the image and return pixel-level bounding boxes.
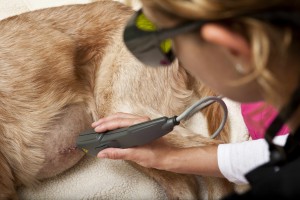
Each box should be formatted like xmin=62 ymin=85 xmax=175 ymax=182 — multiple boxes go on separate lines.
xmin=76 ymin=116 xmax=179 ymax=156
xmin=76 ymin=96 xmax=228 ymax=157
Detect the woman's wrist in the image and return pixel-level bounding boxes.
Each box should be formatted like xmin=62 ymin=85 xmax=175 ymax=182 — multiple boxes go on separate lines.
xmin=159 ymin=145 xmax=223 ymax=177
xmin=158 ymin=147 xmax=185 ymax=172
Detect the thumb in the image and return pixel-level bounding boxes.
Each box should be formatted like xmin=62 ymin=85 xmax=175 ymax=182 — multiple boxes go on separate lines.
xmin=97 ymin=148 xmax=131 ymax=160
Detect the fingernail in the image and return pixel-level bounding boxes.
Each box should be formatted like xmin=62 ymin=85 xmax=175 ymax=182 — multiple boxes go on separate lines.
xmin=94 ymin=126 xmax=102 ymax=132
xmin=91 ymin=122 xmax=100 ymax=127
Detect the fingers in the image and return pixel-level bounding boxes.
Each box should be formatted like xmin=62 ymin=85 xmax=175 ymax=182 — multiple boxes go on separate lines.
xmin=97 ymin=148 xmax=132 ymax=160
xmin=97 ymin=146 xmax=155 ymax=169
xmin=92 ymin=112 xmax=138 ymax=127
xmin=96 ymin=139 xmax=173 ymax=169
xmin=92 ymin=112 xmax=150 ymax=133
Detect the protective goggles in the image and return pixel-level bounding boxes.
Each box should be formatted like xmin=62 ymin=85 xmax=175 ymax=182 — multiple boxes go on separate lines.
xmin=123 ymin=9 xmax=209 ymax=66
xmin=123 ymin=9 xmax=300 ymax=67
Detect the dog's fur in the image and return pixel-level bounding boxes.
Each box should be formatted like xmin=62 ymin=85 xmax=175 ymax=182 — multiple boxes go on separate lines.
xmin=0 ymin=1 xmax=236 ymax=199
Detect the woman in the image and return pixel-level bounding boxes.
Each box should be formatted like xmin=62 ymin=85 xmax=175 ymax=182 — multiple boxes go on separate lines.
xmin=92 ymin=0 xmax=300 ymax=197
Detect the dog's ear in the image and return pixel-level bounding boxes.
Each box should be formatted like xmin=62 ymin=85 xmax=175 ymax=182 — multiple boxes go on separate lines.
xmin=0 ymin=150 xmax=17 ymax=199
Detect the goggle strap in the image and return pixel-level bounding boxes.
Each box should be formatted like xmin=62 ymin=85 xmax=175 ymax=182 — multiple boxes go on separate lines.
xmin=265 ymin=82 xmax=300 ymax=162
xmin=157 ymin=21 xmax=208 ymax=41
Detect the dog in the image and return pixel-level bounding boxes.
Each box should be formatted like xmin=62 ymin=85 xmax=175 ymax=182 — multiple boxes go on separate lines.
xmin=0 ymin=1 xmax=239 ymax=199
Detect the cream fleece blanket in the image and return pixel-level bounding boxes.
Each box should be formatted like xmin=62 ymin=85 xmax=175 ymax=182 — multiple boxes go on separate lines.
xmin=0 ymin=1 xmax=249 ymax=199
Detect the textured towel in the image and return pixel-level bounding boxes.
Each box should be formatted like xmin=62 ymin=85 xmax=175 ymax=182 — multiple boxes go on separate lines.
xmin=0 ymin=1 xmax=249 ymax=199
xmin=19 ymin=157 xmax=167 ymax=199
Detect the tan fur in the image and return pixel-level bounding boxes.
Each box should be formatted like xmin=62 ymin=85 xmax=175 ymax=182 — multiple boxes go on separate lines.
xmin=0 ymin=1 xmax=234 ymax=199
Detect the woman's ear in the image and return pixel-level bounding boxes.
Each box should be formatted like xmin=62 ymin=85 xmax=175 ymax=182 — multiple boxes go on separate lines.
xmin=200 ymin=23 xmax=251 ymax=61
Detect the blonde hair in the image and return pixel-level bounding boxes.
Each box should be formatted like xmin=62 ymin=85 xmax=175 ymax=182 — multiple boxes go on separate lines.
xmin=141 ymin=0 xmax=300 ymax=106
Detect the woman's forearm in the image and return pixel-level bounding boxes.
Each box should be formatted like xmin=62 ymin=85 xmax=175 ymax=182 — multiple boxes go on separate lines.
xmin=159 ymin=134 xmax=289 ymax=184
xmin=161 ymin=145 xmax=224 ymax=177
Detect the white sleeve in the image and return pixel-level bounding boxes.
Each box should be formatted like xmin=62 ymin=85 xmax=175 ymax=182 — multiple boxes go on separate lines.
xmin=217 ymin=134 xmax=289 ymax=184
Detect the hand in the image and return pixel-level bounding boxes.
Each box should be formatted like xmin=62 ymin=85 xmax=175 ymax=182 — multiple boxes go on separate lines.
xmin=92 ymin=112 xmax=150 ymax=133
xmin=91 ymin=112 xmax=177 ymax=170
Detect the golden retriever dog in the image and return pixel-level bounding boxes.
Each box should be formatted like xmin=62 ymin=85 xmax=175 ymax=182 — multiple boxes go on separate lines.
xmin=0 ymin=1 xmax=237 ymax=199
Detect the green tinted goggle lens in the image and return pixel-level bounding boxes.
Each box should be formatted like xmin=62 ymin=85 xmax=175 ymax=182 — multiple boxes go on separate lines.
xmin=136 ymin=13 xmax=157 ymax=31
xmin=123 ymin=9 xmax=206 ymax=66
xmin=136 ymin=13 xmax=173 ymax=55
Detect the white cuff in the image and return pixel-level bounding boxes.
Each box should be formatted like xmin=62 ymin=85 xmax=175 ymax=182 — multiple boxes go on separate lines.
xmin=217 ymin=134 xmax=288 ymax=184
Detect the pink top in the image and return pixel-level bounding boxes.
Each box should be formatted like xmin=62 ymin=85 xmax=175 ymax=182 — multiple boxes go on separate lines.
xmin=241 ymin=102 xmax=290 ymax=140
